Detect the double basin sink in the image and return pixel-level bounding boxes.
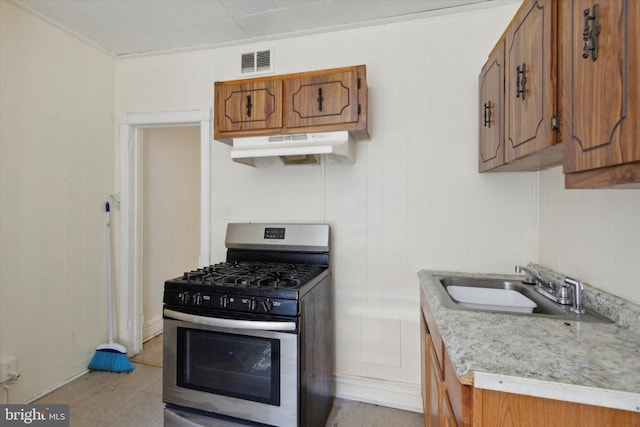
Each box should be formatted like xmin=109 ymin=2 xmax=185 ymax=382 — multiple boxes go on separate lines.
xmin=435 ymin=275 xmax=612 ymax=323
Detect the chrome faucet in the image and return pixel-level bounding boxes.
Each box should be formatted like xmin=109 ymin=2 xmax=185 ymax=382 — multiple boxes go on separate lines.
xmin=515 ymin=265 xmax=560 ymax=303
xmin=564 ymin=277 xmax=586 ymax=314
xmin=515 ymin=265 xmax=544 ymax=286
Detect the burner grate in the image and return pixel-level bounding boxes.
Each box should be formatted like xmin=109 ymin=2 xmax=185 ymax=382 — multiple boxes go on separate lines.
xmin=180 ymin=262 xmax=325 ymax=289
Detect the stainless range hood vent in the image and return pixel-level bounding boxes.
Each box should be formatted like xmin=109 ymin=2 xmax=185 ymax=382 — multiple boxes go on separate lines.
xmin=230 ymin=131 xmax=354 ymax=167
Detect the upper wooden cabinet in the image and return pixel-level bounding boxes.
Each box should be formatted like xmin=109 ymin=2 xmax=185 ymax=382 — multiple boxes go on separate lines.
xmin=285 ymin=70 xmax=360 ymax=129
xmin=504 ymin=0 xmax=562 ymax=169
xmin=478 ymin=40 xmax=505 ymax=172
xmin=214 ymin=65 xmax=368 ymax=143
xmin=479 ymin=0 xmax=563 ymax=172
xmin=215 ymin=80 xmax=283 ymax=134
xmin=563 ymin=0 xmax=640 ymax=188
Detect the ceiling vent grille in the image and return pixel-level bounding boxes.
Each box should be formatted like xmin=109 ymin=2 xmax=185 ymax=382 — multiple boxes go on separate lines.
xmin=241 ymin=49 xmax=272 ymax=76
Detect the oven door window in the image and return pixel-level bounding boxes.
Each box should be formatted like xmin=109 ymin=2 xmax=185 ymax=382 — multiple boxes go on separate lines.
xmin=176 ymin=327 xmax=281 ymax=406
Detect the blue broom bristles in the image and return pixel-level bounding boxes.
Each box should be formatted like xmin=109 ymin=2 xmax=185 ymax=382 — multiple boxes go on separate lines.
xmin=88 ymin=348 xmax=135 ymax=373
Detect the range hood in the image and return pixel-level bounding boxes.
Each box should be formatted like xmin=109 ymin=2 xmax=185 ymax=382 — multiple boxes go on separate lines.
xmin=230 ymin=131 xmax=354 ymax=167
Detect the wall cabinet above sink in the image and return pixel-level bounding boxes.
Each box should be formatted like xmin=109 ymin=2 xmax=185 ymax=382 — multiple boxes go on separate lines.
xmin=479 ymin=0 xmax=640 ymax=188
xmin=478 ymin=0 xmax=563 ymax=173
xmin=562 ymin=0 xmax=640 ymax=188
xmin=214 ymin=65 xmax=368 ymax=144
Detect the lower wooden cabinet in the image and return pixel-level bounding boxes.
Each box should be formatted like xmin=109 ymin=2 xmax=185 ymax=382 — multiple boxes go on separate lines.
xmin=421 ymin=312 xmax=467 ymax=427
xmin=426 ymin=343 xmax=441 ymax=427
xmin=472 ymin=389 xmax=640 ymax=427
xmin=420 ymin=305 xmax=640 ymax=427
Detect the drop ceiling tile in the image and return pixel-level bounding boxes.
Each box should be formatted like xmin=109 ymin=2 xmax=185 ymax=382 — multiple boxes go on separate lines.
xmin=235 ymin=10 xmax=291 ymax=38
xmin=427 ymin=0 xmax=490 ymax=10
xmin=164 ymin=0 xmax=231 ymax=24
xmin=186 ymin=19 xmax=251 ymax=46
xmin=376 ymin=0 xmax=438 ymax=17
xmin=220 ymin=0 xmax=277 ymax=17
xmin=273 ymin=0 xmax=324 ymax=7
xmin=324 ymin=0 xmax=384 ymax=26
xmin=35 ymin=2 xmax=117 ymax=46
xmin=11 ymin=0 xmax=73 ymax=11
xmin=9 ymin=0 xmax=502 ymax=57
xmin=276 ymin=2 xmax=332 ymax=33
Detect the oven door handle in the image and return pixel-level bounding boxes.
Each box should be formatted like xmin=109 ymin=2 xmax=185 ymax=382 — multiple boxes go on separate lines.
xmin=163 ymin=308 xmax=296 ymax=331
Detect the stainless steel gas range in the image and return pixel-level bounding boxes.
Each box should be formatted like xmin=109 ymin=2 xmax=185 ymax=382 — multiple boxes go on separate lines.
xmin=163 ymin=223 xmax=334 ymax=427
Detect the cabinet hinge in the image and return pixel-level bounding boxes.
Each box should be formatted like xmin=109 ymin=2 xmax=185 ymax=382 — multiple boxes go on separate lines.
xmin=551 ymin=115 xmax=559 ymax=130
xmin=358 ymin=104 xmax=361 ymax=115
xmin=357 ymin=78 xmax=361 ymax=89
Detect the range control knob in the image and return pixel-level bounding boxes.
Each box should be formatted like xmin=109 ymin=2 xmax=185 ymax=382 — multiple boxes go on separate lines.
xmin=180 ymin=292 xmax=191 ymax=305
xmin=261 ymin=299 xmax=273 ymax=312
xmin=250 ymin=298 xmax=258 ymax=311
xmin=219 ymin=295 xmax=229 ymax=308
xmin=193 ymin=293 xmax=202 ymax=306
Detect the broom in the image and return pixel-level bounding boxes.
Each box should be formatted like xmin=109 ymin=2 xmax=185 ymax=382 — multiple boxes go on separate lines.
xmin=88 ymin=201 xmax=135 ymax=373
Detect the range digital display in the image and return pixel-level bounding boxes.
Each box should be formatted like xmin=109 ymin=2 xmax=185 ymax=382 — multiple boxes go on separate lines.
xmin=264 ymin=227 xmax=285 ymax=240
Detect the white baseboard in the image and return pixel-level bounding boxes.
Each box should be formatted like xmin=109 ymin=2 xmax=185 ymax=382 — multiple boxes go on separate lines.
xmin=143 ymin=318 xmax=163 ymax=342
xmin=334 ymin=374 xmax=423 ymax=413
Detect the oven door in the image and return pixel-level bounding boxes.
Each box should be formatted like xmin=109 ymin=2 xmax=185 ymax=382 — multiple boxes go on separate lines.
xmin=163 ymin=308 xmax=298 ymax=427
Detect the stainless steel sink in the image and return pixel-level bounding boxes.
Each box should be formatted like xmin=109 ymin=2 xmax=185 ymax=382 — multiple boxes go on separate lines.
xmin=435 ymin=275 xmax=612 ymax=323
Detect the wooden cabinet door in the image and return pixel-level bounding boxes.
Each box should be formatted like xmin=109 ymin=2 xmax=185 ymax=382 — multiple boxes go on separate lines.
xmin=285 ymin=70 xmax=360 ymax=128
xmin=505 ymin=0 xmax=558 ymax=163
xmin=215 ymin=80 xmax=282 ymax=134
xmin=426 ymin=337 xmax=442 ymax=427
xmin=421 ymin=316 xmax=429 ymax=427
xmin=479 ymin=40 xmax=505 ymax=172
xmin=563 ymin=0 xmax=640 ymax=174
xmin=442 ymin=392 xmax=459 ymax=427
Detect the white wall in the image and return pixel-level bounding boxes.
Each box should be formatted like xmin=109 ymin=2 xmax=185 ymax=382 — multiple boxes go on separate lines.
xmin=538 ymin=167 xmax=640 ymax=305
xmin=142 ymin=127 xmax=201 ymax=340
xmin=0 ymin=0 xmax=115 ymax=404
xmin=116 ymin=2 xmax=528 ymax=411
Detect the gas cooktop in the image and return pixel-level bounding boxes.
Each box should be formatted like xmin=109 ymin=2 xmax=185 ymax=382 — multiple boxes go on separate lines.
xmin=164 ymin=223 xmax=330 ymax=316
xmin=178 ymin=261 xmax=326 ymax=289
xmin=164 ymin=261 xmax=329 ymax=315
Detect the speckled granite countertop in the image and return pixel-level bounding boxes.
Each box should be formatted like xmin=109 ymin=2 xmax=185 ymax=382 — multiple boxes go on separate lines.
xmin=418 ymin=265 xmax=640 ymax=413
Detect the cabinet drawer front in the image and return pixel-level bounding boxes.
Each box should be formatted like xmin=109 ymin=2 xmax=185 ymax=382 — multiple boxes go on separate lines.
xmin=216 ymin=80 xmax=282 ymax=132
xmin=563 ymin=0 xmax=640 ymax=173
xmin=285 ymin=71 xmax=360 ymax=128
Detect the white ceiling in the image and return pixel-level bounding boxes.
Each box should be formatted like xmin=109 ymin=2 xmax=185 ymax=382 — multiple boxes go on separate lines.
xmin=10 ymin=0 xmax=507 ymax=58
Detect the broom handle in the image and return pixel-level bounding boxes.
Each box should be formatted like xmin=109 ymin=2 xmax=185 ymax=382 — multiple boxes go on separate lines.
xmin=106 ymin=202 xmax=114 ymax=344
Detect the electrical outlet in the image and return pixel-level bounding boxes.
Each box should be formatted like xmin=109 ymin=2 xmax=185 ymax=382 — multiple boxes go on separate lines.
xmin=0 ymin=355 xmax=18 ymax=383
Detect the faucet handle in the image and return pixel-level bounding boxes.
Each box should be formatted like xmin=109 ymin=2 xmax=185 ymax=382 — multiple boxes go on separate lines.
xmin=564 ymin=277 xmax=586 ymax=314
xmin=557 ymin=284 xmax=571 ymax=305
xmin=547 ymin=281 xmax=556 ymax=293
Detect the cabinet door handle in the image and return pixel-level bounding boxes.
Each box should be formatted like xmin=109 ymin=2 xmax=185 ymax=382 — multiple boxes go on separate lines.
xmin=516 ymin=63 xmax=527 ymax=100
xmin=483 ymin=101 xmax=492 ymax=128
xmin=317 ymin=88 xmax=324 ymax=112
xmin=246 ymin=95 xmax=252 ymax=118
xmin=582 ymin=4 xmax=600 ymax=61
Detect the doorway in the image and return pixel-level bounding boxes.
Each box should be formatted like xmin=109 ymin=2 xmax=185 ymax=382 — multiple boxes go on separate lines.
xmin=119 ymin=109 xmax=212 ymax=355
xmin=142 ymin=126 xmax=200 ymax=341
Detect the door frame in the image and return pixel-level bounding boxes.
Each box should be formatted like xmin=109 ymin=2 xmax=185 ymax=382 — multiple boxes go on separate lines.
xmin=118 ymin=108 xmax=212 ymax=354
